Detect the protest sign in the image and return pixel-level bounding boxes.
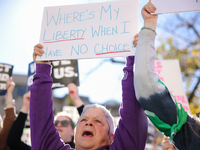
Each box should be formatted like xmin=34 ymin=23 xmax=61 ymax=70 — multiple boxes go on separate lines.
xmin=51 ymin=60 xmax=79 ymax=89
xmin=26 ymin=60 xmax=79 ymax=91
xmin=155 ymin=59 xmax=190 ymax=113
xmin=145 ymin=59 xmax=191 ymax=148
xmin=26 ymin=61 xmax=36 ymax=92
xmin=0 ymin=63 xmax=13 ymax=95
xmin=36 ymin=0 xmax=138 ymax=61
xmin=151 ymin=0 xmax=200 ymax=14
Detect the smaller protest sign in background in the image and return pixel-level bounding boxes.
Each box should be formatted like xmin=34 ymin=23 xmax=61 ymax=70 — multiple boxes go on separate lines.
xmin=26 ymin=60 xmax=79 ymax=91
xmin=0 ymin=63 xmax=13 ymax=95
xmin=51 ymin=60 xmax=79 ymax=89
xmin=26 ymin=61 xmax=36 ymax=92
xmin=155 ymin=59 xmax=190 ymax=113
xmin=151 ymin=0 xmax=200 ymax=14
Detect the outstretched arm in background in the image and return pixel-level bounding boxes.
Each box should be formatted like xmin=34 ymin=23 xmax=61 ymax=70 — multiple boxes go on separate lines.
xmin=7 ymin=91 xmax=32 ymax=150
xmin=67 ymin=83 xmax=84 ymax=115
xmin=134 ymin=0 xmax=178 ymax=131
xmin=134 ymin=1 xmax=200 ymax=150
xmin=0 ymin=77 xmax=16 ymax=150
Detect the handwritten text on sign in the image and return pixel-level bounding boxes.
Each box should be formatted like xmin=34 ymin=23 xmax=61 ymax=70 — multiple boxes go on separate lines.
xmin=37 ymin=0 xmax=138 ymax=61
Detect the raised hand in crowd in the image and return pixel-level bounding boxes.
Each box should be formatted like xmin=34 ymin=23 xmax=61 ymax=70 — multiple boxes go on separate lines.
xmin=134 ymin=1 xmax=200 ymax=150
xmin=161 ymin=136 xmax=177 ymax=150
xmin=67 ymin=83 xmax=83 ymax=108
xmin=5 ymin=77 xmax=16 ymax=108
xmin=21 ymin=91 xmax=31 ymax=114
xmin=141 ymin=0 xmax=158 ymax=31
xmin=0 ymin=77 xmax=16 ymax=150
xmin=133 ymin=33 xmax=139 ymax=47
xmin=67 ymin=83 xmax=85 ymax=115
xmin=33 ymin=43 xmax=51 ymax=65
xmin=7 ymin=91 xmax=32 ymax=150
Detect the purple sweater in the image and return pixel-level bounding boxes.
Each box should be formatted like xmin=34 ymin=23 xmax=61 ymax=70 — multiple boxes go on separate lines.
xmin=30 ymin=56 xmax=148 ymax=150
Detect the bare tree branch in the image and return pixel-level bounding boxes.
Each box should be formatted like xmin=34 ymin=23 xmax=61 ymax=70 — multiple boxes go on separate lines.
xmin=110 ymin=58 xmax=125 ymax=64
xmin=188 ymin=76 xmax=200 ymax=103
xmin=157 ymin=12 xmax=200 ymax=104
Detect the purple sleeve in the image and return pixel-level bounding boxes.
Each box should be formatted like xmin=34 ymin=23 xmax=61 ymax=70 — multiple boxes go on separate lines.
xmin=110 ymin=56 xmax=148 ymax=150
xmin=30 ymin=64 xmax=71 ymax=150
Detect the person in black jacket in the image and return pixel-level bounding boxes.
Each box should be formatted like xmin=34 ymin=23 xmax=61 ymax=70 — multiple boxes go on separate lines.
xmin=7 ymin=91 xmax=31 ymax=150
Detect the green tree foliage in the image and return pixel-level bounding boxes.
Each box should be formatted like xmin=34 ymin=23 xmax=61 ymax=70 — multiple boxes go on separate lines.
xmin=156 ymin=12 xmax=200 ymax=114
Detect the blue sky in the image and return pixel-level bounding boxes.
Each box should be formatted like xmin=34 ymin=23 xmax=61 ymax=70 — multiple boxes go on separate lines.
xmin=0 ymin=0 xmax=148 ymax=104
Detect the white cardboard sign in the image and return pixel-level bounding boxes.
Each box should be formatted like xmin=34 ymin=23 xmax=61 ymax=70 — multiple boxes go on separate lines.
xmin=36 ymin=0 xmax=138 ymax=61
xmin=155 ymin=59 xmax=190 ymax=113
xmin=151 ymin=0 xmax=200 ymax=14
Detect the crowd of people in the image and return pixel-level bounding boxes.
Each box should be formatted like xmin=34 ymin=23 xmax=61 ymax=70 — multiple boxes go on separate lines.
xmin=0 ymin=1 xmax=199 ymax=150
xmin=0 ymin=79 xmax=85 ymax=150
